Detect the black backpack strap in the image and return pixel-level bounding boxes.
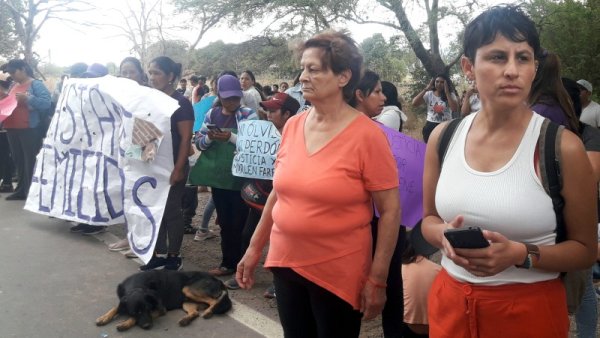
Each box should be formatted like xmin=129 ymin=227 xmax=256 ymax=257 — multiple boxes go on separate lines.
xmin=437 ymin=118 xmax=464 ymax=168
xmin=538 ymin=119 xmax=566 ymax=243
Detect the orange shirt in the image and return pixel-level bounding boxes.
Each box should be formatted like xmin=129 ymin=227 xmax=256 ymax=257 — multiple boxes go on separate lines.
xmin=265 ymin=111 xmax=398 ymax=309
xmin=4 ymin=82 xmax=30 ymax=129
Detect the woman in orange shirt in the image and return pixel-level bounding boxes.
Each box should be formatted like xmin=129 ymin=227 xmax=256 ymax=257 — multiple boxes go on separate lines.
xmin=236 ymin=30 xmax=401 ymax=338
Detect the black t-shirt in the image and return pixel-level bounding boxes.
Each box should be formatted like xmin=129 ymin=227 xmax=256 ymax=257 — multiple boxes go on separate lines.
xmin=581 ymin=123 xmax=600 ymax=152
xmin=170 ymin=91 xmax=194 ymax=162
xmin=580 ymin=123 xmax=600 ymax=222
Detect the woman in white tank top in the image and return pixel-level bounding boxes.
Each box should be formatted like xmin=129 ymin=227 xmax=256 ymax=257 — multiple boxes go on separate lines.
xmin=421 ymin=6 xmax=597 ymax=338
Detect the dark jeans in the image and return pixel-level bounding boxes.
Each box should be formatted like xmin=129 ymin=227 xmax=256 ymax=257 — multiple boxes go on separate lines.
xmin=6 ymin=128 xmax=41 ymax=197
xmin=211 ymin=188 xmax=249 ymax=269
xmin=271 ymin=267 xmax=362 ymax=338
xmin=155 ymin=173 xmax=187 ymax=255
xmin=422 ymin=121 xmax=440 ymax=144
xmin=0 ymin=132 xmax=14 ymax=184
xmin=182 ymin=185 xmax=198 ymax=226
xmin=241 ymin=207 xmax=262 ymax=254
xmin=371 ymin=217 xmax=406 ymax=338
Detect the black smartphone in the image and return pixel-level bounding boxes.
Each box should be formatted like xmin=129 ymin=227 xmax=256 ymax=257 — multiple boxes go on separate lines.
xmin=206 ymin=124 xmax=222 ymax=132
xmin=444 ymin=227 xmax=490 ymax=249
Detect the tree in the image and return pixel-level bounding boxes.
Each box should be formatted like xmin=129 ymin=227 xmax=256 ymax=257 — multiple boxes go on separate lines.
xmin=0 ymin=4 xmax=19 ymax=61
xmin=0 ymin=0 xmax=92 ymax=69
xmin=175 ymin=0 xmax=480 ymax=78
xmin=527 ymin=0 xmax=600 ymax=89
xmin=101 ymin=0 xmax=165 ymax=69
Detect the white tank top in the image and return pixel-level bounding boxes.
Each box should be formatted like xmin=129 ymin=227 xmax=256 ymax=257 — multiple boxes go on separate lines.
xmin=436 ymin=112 xmax=559 ymax=284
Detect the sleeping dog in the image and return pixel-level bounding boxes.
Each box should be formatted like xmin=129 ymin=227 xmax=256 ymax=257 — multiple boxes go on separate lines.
xmin=96 ymin=270 xmax=232 ymax=331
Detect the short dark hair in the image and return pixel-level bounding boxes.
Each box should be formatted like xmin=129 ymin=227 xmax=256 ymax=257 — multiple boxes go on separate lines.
xmin=463 ymin=5 xmax=541 ymax=62
xmin=4 ymin=59 xmax=34 ymax=77
xmin=381 ymin=81 xmax=402 ymax=111
xmin=149 ymin=56 xmax=182 ymax=81
xmin=241 ymin=70 xmax=256 ymax=83
xmin=298 ymin=30 xmax=363 ymax=102
xmin=349 ymin=70 xmax=380 ymax=108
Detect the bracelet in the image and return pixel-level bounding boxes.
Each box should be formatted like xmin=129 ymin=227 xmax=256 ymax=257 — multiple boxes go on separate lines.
xmin=366 ymin=277 xmax=387 ymax=288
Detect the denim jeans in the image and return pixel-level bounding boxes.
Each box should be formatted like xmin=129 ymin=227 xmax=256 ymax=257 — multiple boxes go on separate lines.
xmin=575 ymin=269 xmax=598 ymax=338
xmin=199 ymin=197 xmax=215 ymax=232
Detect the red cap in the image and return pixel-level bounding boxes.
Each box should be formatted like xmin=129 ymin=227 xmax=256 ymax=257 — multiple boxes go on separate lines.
xmin=259 ymin=92 xmax=300 ymax=113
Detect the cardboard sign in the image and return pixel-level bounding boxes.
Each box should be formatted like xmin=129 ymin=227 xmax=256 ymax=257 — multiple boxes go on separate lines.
xmin=25 ymin=76 xmax=178 ymax=263
xmin=232 ymin=120 xmax=281 ymax=179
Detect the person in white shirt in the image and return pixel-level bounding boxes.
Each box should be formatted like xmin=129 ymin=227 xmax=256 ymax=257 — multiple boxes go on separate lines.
xmin=577 ymin=79 xmax=600 ymax=128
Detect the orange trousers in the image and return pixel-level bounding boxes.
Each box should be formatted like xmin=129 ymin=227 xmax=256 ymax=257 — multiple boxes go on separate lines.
xmin=428 ymin=269 xmax=569 ymax=338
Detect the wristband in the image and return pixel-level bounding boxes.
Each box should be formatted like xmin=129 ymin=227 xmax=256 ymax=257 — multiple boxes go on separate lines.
xmin=366 ymin=277 xmax=387 ymax=288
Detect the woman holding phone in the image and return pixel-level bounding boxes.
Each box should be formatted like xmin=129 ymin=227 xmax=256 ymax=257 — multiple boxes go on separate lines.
xmin=421 ymin=6 xmax=596 ymax=337
xmin=193 ymin=74 xmax=258 ymax=276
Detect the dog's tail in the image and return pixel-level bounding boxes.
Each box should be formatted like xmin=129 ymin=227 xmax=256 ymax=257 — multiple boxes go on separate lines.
xmin=212 ymin=288 xmax=232 ymax=315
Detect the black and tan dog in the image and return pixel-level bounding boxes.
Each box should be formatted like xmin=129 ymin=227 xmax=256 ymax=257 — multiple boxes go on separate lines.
xmin=96 ymin=270 xmax=232 ymax=331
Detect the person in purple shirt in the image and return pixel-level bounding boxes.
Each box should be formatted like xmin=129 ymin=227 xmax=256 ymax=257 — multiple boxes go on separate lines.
xmin=529 ymin=51 xmax=579 ymax=132
xmin=140 ymin=56 xmax=194 ymax=271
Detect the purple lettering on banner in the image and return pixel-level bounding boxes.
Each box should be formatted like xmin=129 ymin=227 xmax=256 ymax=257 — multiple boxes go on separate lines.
xmin=64 ymin=149 xmax=81 ymax=217
xmin=129 ymin=176 xmax=158 ymax=255
xmin=103 ymin=156 xmax=124 ymax=218
xmin=377 ymin=124 xmax=426 ymax=228
xmin=89 ymin=88 xmax=118 ymax=155
xmin=75 ymin=150 xmax=97 ymax=222
xmin=55 ymin=148 xmax=69 ymax=211
xmin=60 ymin=84 xmax=77 ymax=145
xmin=36 ymin=144 xmax=53 ymax=212
xmin=91 ymin=152 xmax=109 ymax=223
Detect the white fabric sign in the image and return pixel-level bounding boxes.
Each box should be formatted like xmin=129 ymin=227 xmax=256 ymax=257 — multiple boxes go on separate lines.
xmin=232 ymin=120 xmax=280 ymax=179
xmin=25 ymin=76 xmax=178 ymax=263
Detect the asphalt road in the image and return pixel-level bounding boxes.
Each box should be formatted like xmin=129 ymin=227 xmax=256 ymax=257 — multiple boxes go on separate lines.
xmin=0 ymin=197 xmax=267 ymax=338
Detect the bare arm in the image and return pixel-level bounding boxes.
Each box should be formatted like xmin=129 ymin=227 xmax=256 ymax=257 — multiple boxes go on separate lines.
xmin=170 ymin=120 xmax=193 ymax=185
xmin=236 ymin=191 xmax=278 ymax=289
xmin=412 ymin=79 xmax=433 ymax=108
xmin=536 ymin=131 xmax=597 ymax=271
xmin=361 ymin=188 xmax=401 ymax=320
xmin=461 ymin=91 xmax=475 ymax=117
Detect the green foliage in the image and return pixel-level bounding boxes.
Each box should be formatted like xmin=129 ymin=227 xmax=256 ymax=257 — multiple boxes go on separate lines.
xmin=0 ymin=3 xmax=20 ymax=61
xmin=146 ymin=40 xmax=190 ymax=66
xmin=187 ymin=37 xmax=298 ymax=80
xmin=527 ymin=0 xmax=600 ymax=88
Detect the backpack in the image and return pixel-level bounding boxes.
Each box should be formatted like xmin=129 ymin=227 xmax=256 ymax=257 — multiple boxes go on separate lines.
xmin=437 ymin=117 xmax=586 ymax=314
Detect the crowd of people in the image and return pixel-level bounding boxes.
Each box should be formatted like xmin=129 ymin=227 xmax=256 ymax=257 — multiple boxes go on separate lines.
xmin=2 ymin=4 xmax=600 ymax=338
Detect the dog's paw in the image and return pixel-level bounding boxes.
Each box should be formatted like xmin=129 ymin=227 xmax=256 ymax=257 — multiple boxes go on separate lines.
xmin=179 ymin=313 xmax=199 ymax=326
xmin=178 ymin=317 xmax=192 ymax=326
xmin=201 ymin=311 xmax=214 ymax=319
xmin=95 ymin=317 xmax=109 ymax=326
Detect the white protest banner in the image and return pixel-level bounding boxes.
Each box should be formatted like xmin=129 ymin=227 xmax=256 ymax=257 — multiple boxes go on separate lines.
xmin=232 ymin=120 xmax=280 ymax=179
xmin=25 ymin=76 xmax=178 ymax=263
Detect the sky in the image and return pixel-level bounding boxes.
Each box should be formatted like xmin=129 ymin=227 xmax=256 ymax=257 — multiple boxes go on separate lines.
xmin=33 ymin=0 xmax=510 ymax=68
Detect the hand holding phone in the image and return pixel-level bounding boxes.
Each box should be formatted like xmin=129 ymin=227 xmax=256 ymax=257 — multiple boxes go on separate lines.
xmin=206 ymin=123 xmax=222 ymax=132
xmin=444 ymin=227 xmax=490 ymax=249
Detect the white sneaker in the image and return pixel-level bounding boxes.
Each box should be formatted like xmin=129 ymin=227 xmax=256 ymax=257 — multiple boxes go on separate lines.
xmin=194 ymin=229 xmax=217 ymax=241
xmin=108 ymin=238 xmax=129 ymax=251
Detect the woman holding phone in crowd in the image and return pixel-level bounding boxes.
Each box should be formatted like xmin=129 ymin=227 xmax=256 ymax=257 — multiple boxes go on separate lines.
xmin=1 ymin=59 xmax=51 ymax=201
xmin=422 ymin=6 xmax=596 ymax=337
xmin=193 ymin=74 xmax=257 ymax=277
